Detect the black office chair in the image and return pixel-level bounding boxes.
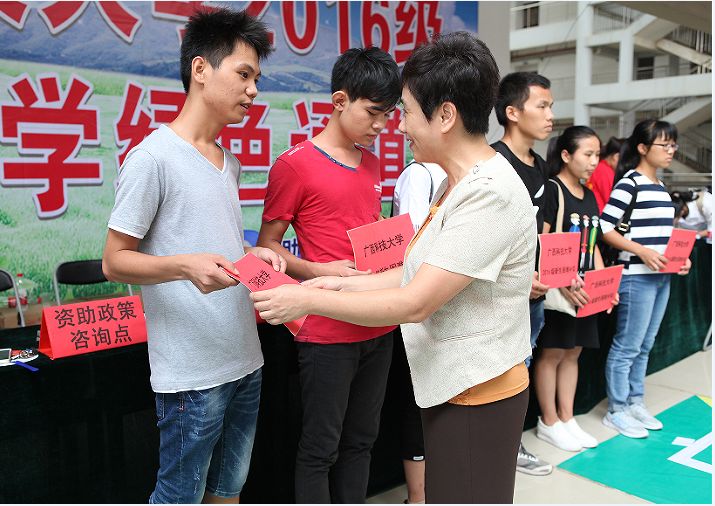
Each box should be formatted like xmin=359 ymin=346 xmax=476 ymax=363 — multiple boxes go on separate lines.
xmin=53 ymin=259 xmax=133 ymax=305
xmin=0 ymin=269 xmax=25 ymax=327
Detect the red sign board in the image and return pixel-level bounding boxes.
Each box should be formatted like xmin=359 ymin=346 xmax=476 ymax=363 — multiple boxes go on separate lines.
xmin=347 ymin=214 xmax=415 ymax=274
xmin=538 ymin=232 xmax=581 ymax=288
xmin=660 ymin=229 xmax=697 ymax=273
xmin=576 ymin=265 xmax=624 ymax=318
xmin=223 ymin=253 xmax=306 ymax=336
xmin=38 ymin=295 xmax=147 ymax=359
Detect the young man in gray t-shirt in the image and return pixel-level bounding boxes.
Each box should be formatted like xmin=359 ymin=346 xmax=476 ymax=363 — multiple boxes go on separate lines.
xmin=103 ymin=9 xmax=284 ymax=504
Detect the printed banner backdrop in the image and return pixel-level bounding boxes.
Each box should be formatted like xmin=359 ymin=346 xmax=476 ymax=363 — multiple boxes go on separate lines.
xmin=0 ymin=1 xmax=479 ymax=300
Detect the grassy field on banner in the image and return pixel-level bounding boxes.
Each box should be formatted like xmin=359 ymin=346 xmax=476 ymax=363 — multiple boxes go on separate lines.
xmin=0 ymin=58 xmax=399 ymax=299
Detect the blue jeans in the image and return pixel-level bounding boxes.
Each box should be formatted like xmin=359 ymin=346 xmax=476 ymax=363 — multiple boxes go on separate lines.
xmin=605 ymin=274 xmax=670 ymax=413
xmin=149 ymin=368 xmax=262 ymax=503
xmin=525 ymin=299 xmax=545 ymax=368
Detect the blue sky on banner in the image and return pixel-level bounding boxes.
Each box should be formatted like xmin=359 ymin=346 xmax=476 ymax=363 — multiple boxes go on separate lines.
xmin=1 ymin=1 xmax=478 ymax=92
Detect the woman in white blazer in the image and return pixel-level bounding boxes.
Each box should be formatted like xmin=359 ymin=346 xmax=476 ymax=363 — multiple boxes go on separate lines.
xmin=252 ymin=32 xmax=536 ymax=504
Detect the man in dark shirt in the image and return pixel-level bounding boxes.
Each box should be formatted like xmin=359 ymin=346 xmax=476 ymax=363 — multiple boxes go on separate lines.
xmin=492 ymin=71 xmax=554 ymax=477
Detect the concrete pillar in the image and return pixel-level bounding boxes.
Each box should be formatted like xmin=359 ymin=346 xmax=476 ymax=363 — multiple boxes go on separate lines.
xmin=618 ymin=31 xmax=634 ymax=83
xmin=619 ymin=110 xmax=636 ymax=137
xmin=574 ymin=1 xmax=593 ymax=125
xmin=479 ymin=1 xmax=510 ymax=143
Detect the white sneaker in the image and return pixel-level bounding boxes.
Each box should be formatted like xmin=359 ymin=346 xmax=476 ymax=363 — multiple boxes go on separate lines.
xmin=627 ymin=404 xmax=664 ymax=430
xmin=602 ymin=411 xmax=649 ymax=438
xmin=563 ymin=418 xmax=598 ymax=448
xmin=536 ymin=417 xmax=582 ymax=452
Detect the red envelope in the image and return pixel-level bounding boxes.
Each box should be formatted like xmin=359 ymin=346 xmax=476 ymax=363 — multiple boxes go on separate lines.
xmin=347 ymin=214 xmax=415 ymax=273
xmin=222 ymin=253 xmax=306 ymax=336
xmin=576 ymin=265 xmax=624 ymax=318
xmin=660 ymin=229 xmax=697 ymax=274
xmin=538 ymin=232 xmax=581 ymax=288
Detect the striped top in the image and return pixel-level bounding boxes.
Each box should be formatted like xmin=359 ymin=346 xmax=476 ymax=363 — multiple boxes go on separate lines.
xmin=600 ymin=169 xmax=675 ymax=275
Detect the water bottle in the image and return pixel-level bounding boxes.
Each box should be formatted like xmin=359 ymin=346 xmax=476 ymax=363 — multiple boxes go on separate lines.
xmin=15 ymin=273 xmax=36 ymax=306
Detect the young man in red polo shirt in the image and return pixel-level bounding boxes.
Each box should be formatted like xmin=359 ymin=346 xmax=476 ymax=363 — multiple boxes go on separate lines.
xmin=258 ymin=47 xmax=400 ymax=503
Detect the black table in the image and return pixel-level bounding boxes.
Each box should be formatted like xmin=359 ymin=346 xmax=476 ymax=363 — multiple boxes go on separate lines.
xmin=0 ymin=324 xmax=405 ymax=503
xmin=0 ymin=241 xmax=710 ymax=503
xmin=0 ymin=329 xmax=156 ymax=503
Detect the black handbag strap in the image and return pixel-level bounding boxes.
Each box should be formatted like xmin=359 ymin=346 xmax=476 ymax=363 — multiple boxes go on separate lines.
xmin=616 ymin=174 xmax=639 ymax=234
xmin=549 ymin=179 xmax=565 ymax=232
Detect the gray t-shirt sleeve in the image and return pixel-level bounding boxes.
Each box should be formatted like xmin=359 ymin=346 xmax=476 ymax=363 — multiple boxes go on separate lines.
xmin=108 ymin=149 xmax=161 ymax=239
xmin=425 ymin=186 xmax=513 ymax=282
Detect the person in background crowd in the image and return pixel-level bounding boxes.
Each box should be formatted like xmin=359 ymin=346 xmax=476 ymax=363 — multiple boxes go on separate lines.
xmin=391 ymin=160 xmax=447 ymax=504
xmin=103 ymin=9 xmax=284 ymax=503
xmin=252 ymin=31 xmax=536 ymax=504
xmin=535 ymin=127 xmax=618 ymax=452
xmin=492 ymin=71 xmax=554 ymax=477
xmin=257 ymin=47 xmax=400 ymax=503
xmin=393 ymin=161 xmax=448 ymax=231
xmin=600 ymin=119 xmax=691 ymax=439
xmin=587 ymin=136 xmax=625 ymax=213
xmin=674 ymin=187 xmax=713 ymax=243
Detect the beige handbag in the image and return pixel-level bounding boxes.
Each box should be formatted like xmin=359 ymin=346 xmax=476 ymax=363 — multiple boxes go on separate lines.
xmin=543 ymin=180 xmax=577 ymax=317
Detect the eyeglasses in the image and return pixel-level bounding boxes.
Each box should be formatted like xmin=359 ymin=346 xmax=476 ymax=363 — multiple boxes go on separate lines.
xmin=652 ymin=143 xmax=679 ymax=152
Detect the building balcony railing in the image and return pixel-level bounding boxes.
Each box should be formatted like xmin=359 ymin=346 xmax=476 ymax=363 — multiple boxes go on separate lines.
xmin=666 ymin=26 xmax=712 ymax=56
xmin=592 ymin=3 xmax=641 ymax=33
xmin=510 ymin=1 xmax=642 ymax=33
xmin=660 ymin=171 xmax=712 ymax=189
xmin=510 ymin=1 xmax=578 ymax=31
xmin=548 ymin=75 xmax=576 ymax=100
xmin=633 ymin=62 xmax=711 ymax=81
xmin=674 ymin=137 xmax=712 ymax=174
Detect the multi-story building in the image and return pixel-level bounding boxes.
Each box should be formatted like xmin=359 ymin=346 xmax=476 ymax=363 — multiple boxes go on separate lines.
xmin=508 ymin=1 xmax=711 ymax=187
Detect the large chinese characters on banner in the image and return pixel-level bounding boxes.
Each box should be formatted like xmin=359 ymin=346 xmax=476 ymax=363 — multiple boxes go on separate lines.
xmin=0 ymin=1 xmax=478 ymax=296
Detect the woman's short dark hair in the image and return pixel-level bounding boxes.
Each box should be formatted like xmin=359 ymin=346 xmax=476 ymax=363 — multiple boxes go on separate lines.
xmin=601 ymin=136 xmax=625 ymax=160
xmin=401 ymin=31 xmax=500 ymax=135
xmin=614 ymin=119 xmax=678 ymax=183
xmin=331 ymin=47 xmax=401 ymax=110
xmin=180 ymin=8 xmax=273 ymax=93
xmin=546 ymin=125 xmax=600 ymax=177
xmin=495 ymin=72 xmax=551 ymax=127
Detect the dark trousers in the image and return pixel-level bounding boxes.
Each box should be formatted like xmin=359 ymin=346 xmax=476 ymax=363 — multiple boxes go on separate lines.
xmin=294 ymin=332 xmax=393 ymax=504
xmin=422 ymin=388 xmax=529 ymax=504
xmin=393 ymin=327 xmax=425 ymax=460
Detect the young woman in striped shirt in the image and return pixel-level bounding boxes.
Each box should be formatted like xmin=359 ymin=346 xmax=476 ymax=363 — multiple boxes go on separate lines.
xmin=600 ymin=119 xmax=691 ymax=439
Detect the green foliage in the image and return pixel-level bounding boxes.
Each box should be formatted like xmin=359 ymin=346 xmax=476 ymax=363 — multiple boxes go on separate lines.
xmin=0 ymin=209 xmax=15 ymax=226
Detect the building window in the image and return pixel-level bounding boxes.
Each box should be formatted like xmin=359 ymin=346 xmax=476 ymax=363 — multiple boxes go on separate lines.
xmin=636 ymin=56 xmax=655 ymax=80
xmin=521 ymin=2 xmax=540 ymax=28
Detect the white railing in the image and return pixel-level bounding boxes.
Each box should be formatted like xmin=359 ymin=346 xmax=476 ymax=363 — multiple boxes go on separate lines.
xmin=511 ymin=1 xmax=643 ymax=34
xmin=674 ymin=137 xmax=712 ymax=174
xmin=590 ymin=116 xmax=620 ymax=131
xmin=548 ymin=75 xmax=575 ymax=100
xmin=510 ymin=1 xmax=578 ymax=31
xmin=592 ymin=70 xmax=618 ymax=85
xmin=592 ymin=3 xmax=641 ymax=33
xmin=633 ymin=62 xmax=711 ymax=81
xmin=666 ymin=27 xmax=712 ymax=55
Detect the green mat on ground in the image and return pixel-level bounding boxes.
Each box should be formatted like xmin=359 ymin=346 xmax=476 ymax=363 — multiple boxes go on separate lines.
xmin=559 ymin=396 xmax=712 ymax=504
